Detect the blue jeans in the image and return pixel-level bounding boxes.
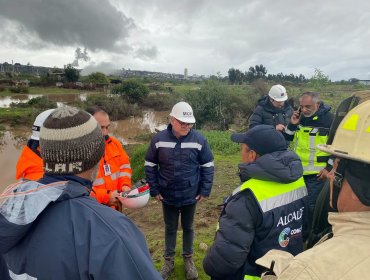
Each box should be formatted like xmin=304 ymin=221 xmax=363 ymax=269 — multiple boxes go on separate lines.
xmin=162 ymin=203 xmax=196 ymax=258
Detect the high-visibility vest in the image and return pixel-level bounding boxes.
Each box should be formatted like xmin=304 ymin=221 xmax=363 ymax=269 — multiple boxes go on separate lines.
xmin=292 ymin=125 xmax=330 ymax=175
xmin=91 ymin=136 xmax=132 ymax=205
xmin=235 ymin=177 xmax=307 ymax=280
xmin=16 ymin=145 xmax=44 ymax=181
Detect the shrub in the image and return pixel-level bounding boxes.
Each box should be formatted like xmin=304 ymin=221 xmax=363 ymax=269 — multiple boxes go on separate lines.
xmin=141 ymin=92 xmax=181 ymax=111
xmin=0 ymin=86 xmax=5 ymax=92
xmin=185 ymin=81 xmax=259 ymax=130
xmin=9 ymin=86 xmax=29 ymax=93
xmin=27 ymin=96 xmax=57 ymax=109
xmin=112 ymin=79 xmax=150 ymax=103
xmin=126 ymin=144 xmax=149 ymax=183
xmin=82 ymin=94 xmax=141 ymax=120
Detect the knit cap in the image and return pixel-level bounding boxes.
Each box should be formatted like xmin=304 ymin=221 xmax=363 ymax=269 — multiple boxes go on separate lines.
xmin=39 ymin=106 xmax=105 ymax=175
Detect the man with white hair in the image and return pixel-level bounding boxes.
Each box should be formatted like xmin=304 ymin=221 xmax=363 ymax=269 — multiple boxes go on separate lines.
xmin=145 ymin=101 xmax=214 ymax=279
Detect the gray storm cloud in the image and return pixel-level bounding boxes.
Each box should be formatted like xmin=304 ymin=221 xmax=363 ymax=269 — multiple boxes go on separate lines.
xmin=0 ymin=0 xmax=135 ymax=51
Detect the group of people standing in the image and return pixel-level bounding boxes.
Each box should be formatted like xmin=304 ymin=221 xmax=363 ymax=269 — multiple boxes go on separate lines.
xmin=1 ymin=85 xmax=369 ymax=280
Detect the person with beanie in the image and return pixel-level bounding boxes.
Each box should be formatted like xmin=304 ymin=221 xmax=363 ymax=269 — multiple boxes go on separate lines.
xmin=203 ymin=125 xmax=308 ymax=280
xmin=0 ymin=106 xmax=161 ymax=280
xmin=86 ymin=106 xmax=132 ymax=211
xmin=249 ymin=84 xmax=293 ymax=132
xmin=15 ymin=108 xmax=55 ymax=181
xmin=257 ymin=100 xmax=370 ymax=279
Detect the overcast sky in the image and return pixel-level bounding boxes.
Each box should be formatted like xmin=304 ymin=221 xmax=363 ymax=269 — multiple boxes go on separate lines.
xmin=0 ymin=0 xmax=369 ymax=80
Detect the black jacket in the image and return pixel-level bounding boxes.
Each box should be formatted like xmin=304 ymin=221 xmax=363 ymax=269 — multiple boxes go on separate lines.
xmin=203 ymin=150 xmax=307 ymax=280
xmin=249 ymin=96 xmax=293 ymax=129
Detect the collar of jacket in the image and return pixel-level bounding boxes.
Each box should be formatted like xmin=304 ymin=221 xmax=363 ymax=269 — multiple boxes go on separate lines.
xmin=167 ymin=123 xmax=193 ymax=139
xmin=329 ymin=211 xmax=370 ymax=237
xmin=39 ymin=174 xmax=93 ymax=190
xmin=238 ymin=150 xmax=303 ymax=184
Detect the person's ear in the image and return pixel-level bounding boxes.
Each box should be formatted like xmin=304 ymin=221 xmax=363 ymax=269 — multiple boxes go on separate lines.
xmin=250 ymin=150 xmax=258 ymax=161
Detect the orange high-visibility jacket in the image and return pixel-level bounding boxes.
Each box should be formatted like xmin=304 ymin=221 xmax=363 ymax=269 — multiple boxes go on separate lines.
xmin=16 ymin=145 xmax=44 ymax=181
xmin=91 ymin=136 xmax=132 ymax=205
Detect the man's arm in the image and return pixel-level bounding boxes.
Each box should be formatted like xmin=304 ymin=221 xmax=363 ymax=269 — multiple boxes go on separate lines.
xmin=198 ymin=138 xmax=214 ymax=198
xmin=203 ymin=192 xmax=257 ymax=278
xmin=249 ymin=106 xmax=264 ymax=129
xmin=144 ymin=138 xmax=160 ymax=197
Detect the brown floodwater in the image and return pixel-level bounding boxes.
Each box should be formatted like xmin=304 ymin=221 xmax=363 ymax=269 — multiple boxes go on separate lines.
xmin=0 ymin=110 xmax=169 ymax=192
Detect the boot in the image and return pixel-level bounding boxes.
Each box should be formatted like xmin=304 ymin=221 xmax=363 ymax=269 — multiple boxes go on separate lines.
xmin=160 ymin=257 xmax=174 ymax=280
xmin=184 ymin=255 xmax=198 ymax=279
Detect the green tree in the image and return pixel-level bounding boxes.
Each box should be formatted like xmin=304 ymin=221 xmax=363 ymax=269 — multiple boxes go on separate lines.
xmin=64 ymin=64 xmax=80 ymax=83
xmin=309 ymin=68 xmax=330 ymax=89
xmin=86 ymin=72 xmax=109 ymax=85
xmin=111 ymin=79 xmax=149 ymax=103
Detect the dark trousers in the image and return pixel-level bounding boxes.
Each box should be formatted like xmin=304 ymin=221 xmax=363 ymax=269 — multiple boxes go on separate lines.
xmin=304 ymin=174 xmax=326 ymax=238
xmin=162 ymin=202 xmax=197 ymax=258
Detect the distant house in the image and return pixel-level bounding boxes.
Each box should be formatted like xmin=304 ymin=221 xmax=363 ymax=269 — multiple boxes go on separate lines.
xmin=358 ymin=80 xmax=370 ymax=86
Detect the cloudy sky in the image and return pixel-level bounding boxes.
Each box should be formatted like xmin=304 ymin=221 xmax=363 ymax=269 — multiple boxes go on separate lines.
xmin=0 ymin=0 xmax=369 ymax=80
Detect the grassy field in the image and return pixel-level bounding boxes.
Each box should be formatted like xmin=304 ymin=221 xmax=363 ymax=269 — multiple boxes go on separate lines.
xmin=125 ymin=130 xmax=241 ymax=279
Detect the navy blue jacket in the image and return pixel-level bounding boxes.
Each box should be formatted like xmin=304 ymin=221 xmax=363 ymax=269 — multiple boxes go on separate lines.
xmin=145 ymin=124 xmax=214 ymax=206
xmin=249 ymin=96 xmax=293 ymax=129
xmin=203 ymin=150 xmax=308 ymax=280
xmin=0 ymin=175 xmax=161 ymax=280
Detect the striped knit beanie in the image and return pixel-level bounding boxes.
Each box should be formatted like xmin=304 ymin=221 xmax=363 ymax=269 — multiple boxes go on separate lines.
xmin=39 ymin=106 xmax=105 ymax=175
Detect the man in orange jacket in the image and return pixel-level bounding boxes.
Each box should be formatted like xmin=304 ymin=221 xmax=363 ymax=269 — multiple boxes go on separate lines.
xmin=86 ymin=107 xmax=132 ymax=211
xmin=16 ymin=109 xmax=55 ymax=181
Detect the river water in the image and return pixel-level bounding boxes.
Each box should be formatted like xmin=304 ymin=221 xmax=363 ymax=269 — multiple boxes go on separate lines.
xmin=0 ymin=110 xmax=169 ymax=192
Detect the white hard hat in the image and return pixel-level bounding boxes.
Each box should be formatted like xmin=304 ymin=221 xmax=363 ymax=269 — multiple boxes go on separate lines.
xmin=268 ymin=85 xmax=288 ymax=102
xmin=169 ymin=102 xmax=196 ymax=123
xmin=317 ymin=100 xmax=370 ymax=164
xmin=118 ymin=182 xmax=150 ymax=209
xmin=31 ymin=109 xmax=56 ymax=140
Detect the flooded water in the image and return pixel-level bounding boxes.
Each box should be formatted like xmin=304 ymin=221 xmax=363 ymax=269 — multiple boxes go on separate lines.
xmin=0 ymin=93 xmax=88 ymax=107
xmin=0 ymin=110 xmax=169 ymax=192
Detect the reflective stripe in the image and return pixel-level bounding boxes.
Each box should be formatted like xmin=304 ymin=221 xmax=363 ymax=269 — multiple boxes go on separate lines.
xmin=155 ymin=141 xmax=176 ymax=148
xmin=93 ymin=178 xmax=104 ymax=186
xmin=144 ymin=161 xmax=157 ymax=167
xmin=284 ymin=127 xmax=295 ymax=135
xmin=181 ymin=142 xmax=202 ymax=150
xmin=293 ymin=126 xmax=330 ymax=175
xmin=118 ymin=172 xmax=131 ymax=178
xmin=9 ymin=270 xmax=37 ymax=280
xmin=259 ymin=186 xmax=307 ymax=213
xmin=303 ymin=165 xmax=324 ymax=172
xmin=328 ymin=158 xmax=334 ymax=166
xmin=201 ymin=161 xmax=214 ymax=167
xmin=307 ymin=134 xmax=316 ymax=171
xmin=244 ymin=275 xmax=260 ymax=280
xmin=120 ymin=164 xmax=131 ymax=169
xmin=240 ymin=177 xmax=306 ymax=212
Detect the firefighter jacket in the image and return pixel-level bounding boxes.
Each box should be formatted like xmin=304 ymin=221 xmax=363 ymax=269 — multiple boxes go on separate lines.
xmin=0 ymin=175 xmax=162 ymax=280
xmin=203 ymin=150 xmax=308 ymax=280
xmin=91 ymin=135 xmax=132 ymax=205
xmin=15 ymin=139 xmax=44 ymax=181
xmin=259 ymin=211 xmax=370 ymax=279
xmin=284 ymin=102 xmax=334 ymax=175
xmin=145 ymin=124 xmax=214 ymax=207
xmin=249 ymin=96 xmax=293 ymax=129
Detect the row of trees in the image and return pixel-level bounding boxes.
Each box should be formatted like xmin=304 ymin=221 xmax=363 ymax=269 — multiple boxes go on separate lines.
xmin=228 ymin=65 xmax=308 ymax=85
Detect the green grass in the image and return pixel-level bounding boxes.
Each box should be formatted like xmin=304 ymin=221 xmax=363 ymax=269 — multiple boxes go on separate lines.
xmin=125 ymin=131 xmax=241 ymax=280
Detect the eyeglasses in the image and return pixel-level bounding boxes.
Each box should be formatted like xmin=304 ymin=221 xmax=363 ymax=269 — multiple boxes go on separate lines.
xmin=175 ymin=118 xmax=193 ymax=128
